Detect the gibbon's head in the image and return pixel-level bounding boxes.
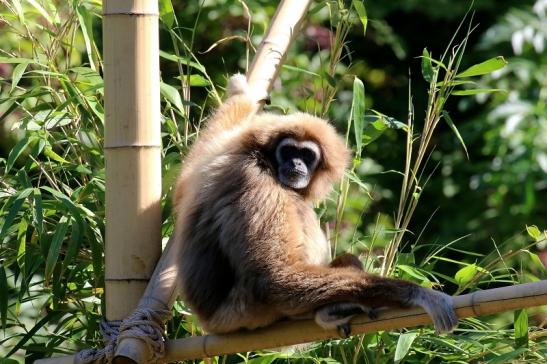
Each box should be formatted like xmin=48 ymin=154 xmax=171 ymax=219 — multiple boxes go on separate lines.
xmin=246 ymin=112 xmax=351 ymax=201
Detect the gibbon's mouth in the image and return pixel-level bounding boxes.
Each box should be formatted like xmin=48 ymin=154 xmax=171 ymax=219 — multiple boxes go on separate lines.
xmin=279 ymin=168 xmax=310 ymax=189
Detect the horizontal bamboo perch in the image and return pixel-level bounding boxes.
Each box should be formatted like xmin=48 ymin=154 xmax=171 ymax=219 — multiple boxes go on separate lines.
xmin=35 ymin=280 xmax=547 ymax=363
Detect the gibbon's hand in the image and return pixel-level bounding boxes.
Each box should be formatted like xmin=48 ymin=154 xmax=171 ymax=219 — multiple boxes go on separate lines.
xmin=227 ymin=73 xmax=270 ymax=104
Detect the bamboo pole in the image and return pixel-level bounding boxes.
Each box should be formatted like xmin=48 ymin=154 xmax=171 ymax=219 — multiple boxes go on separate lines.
xmin=37 ymin=281 xmax=547 ymax=364
xmin=246 ymin=0 xmax=312 ymax=104
xmin=103 ymin=0 xmax=161 ymax=363
xmin=163 ymin=280 xmax=547 ymax=361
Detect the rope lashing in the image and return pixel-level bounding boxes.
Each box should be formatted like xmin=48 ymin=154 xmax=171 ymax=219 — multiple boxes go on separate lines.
xmin=75 ymin=306 xmax=172 ymax=364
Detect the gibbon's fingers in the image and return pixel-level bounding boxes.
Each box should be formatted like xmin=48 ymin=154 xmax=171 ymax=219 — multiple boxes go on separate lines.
xmin=410 ymin=287 xmax=458 ymax=334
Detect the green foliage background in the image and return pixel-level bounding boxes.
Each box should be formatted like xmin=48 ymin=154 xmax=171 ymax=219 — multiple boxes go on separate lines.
xmin=0 ymin=0 xmax=546 ymax=362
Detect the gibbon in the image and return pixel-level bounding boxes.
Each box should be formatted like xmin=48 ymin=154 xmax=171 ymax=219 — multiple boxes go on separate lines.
xmin=173 ymin=74 xmax=458 ymax=335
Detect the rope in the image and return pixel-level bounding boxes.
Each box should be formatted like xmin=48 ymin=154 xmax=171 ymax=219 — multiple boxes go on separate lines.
xmin=74 ymin=306 xmax=172 ymax=364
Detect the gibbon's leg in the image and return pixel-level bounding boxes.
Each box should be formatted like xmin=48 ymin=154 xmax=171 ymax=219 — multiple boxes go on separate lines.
xmin=316 ymin=254 xmax=377 ymax=337
xmin=267 ymin=264 xmax=457 ymax=334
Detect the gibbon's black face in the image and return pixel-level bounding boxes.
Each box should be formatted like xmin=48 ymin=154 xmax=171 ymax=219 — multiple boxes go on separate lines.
xmin=275 ymin=137 xmax=321 ymax=189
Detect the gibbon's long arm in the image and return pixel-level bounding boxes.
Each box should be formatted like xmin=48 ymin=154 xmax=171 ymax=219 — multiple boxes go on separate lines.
xmin=264 ymin=264 xmax=457 ymax=334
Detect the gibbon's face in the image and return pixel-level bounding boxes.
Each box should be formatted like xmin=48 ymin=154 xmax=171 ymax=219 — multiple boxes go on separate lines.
xmin=275 ymin=137 xmax=321 ymax=190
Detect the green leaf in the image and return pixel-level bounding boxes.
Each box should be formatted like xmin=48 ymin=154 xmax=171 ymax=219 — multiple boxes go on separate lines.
xmin=61 ymin=220 xmax=82 ymax=276
xmin=6 ymin=135 xmax=34 ymax=173
xmin=44 ymin=146 xmax=69 ymax=164
xmin=526 ymin=225 xmax=541 ymax=241
xmin=0 ymin=188 xmax=33 ymax=240
xmin=160 ymin=82 xmax=185 ymax=114
xmin=489 ymin=348 xmax=528 ymax=364
xmin=351 ymin=77 xmax=365 ymax=154
xmin=10 ymin=61 xmax=30 ymax=94
xmin=45 ymin=216 xmax=70 ymax=284
xmin=76 ymin=5 xmax=97 ymax=71
xmin=442 ymin=111 xmax=468 ymax=159
xmin=282 ymin=64 xmax=320 ymax=77
xmin=452 ymin=88 xmax=506 ymax=96
xmin=175 ymin=74 xmax=210 ymax=87
xmin=397 ymin=264 xmax=428 ymax=282
xmin=421 ymin=48 xmax=434 ymax=82
xmin=456 ymin=56 xmax=507 ymax=78
xmin=159 ymin=0 xmax=175 ymax=27
xmin=455 ymin=263 xmax=478 ymax=287
xmin=352 ymin=0 xmax=368 ymax=35
xmin=525 ymin=251 xmax=546 ymax=272
xmin=0 ymin=265 xmax=7 ymax=330
xmin=394 ymin=332 xmax=418 ymax=363
xmin=514 ymin=309 xmax=529 ymax=348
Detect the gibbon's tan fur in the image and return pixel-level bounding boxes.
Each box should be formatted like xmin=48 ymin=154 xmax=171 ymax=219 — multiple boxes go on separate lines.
xmin=174 ymin=74 xmax=457 ymax=335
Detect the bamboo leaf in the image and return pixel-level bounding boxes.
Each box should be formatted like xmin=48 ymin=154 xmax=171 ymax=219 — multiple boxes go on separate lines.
xmin=452 ymin=88 xmax=506 ymax=96
xmin=159 ymin=0 xmax=175 ymax=28
xmin=526 ymin=225 xmax=541 ymax=241
xmin=0 ymin=188 xmax=32 ymax=240
xmin=352 ymin=0 xmax=368 ymax=35
xmin=160 ymin=82 xmax=185 ymax=114
xmin=6 ymin=135 xmax=34 ymax=173
xmin=442 ymin=111 xmax=468 ymax=159
xmin=456 ymin=56 xmax=507 ymax=78
xmin=421 ymin=48 xmax=434 ymax=82
xmin=351 ymin=76 xmax=365 ymax=154
xmin=455 ymin=263 xmax=478 ymax=287
xmin=0 ymin=265 xmax=7 ymax=330
xmin=394 ymin=332 xmax=418 ymax=363
xmin=32 ymin=188 xmax=43 ymax=235
xmin=75 ymin=5 xmax=97 ymax=71
xmin=45 ymin=216 xmax=70 ymax=284
xmin=10 ymin=61 xmax=30 ymax=94
xmin=514 ymin=309 xmax=529 ymax=348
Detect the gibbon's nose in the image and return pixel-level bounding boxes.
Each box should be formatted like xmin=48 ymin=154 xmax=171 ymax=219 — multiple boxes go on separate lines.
xmin=290 ymin=158 xmax=306 ymax=170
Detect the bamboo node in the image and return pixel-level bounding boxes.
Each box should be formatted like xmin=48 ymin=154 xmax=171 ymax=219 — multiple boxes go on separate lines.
xmin=470 ymin=291 xmax=480 ymax=317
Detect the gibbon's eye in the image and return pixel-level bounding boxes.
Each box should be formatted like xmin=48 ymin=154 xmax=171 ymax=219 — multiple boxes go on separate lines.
xmin=300 ymin=148 xmax=317 ymax=166
xmin=280 ymin=145 xmax=298 ymax=161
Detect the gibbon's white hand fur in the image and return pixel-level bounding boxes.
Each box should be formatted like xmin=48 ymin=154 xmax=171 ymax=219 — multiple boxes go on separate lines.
xmin=173 ymin=74 xmax=458 ymax=336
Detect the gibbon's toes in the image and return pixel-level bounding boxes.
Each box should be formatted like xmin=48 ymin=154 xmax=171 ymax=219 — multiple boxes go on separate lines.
xmin=415 ymin=288 xmax=458 ymax=334
xmin=337 ymin=323 xmax=352 ymax=338
xmin=367 ymin=308 xmax=378 ymax=320
xmin=315 ymin=302 xmax=371 ymax=332
xmin=227 ymin=73 xmax=250 ymax=97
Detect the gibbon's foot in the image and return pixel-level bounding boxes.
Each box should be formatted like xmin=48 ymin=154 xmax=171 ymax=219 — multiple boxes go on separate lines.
xmin=315 ymin=302 xmax=376 ymax=338
xmin=227 ymin=73 xmax=270 ymax=104
xmin=411 ymin=288 xmax=458 ymax=334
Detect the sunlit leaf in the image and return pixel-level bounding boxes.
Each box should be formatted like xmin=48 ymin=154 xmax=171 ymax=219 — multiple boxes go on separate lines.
xmin=394 ymin=333 xmax=418 ymax=363
xmin=514 ymin=309 xmax=529 ymax=348
xmin=421 ymin=48 xmax=434 ymax=82
xmin=452 ymin=88 xmax=506 ymax=96
xmin=159 ymin=0 xmax=175 ymax=28
xmin=352 ymin=0 xmax=368 ymax=35
xmin=160 ymin=82 xmax=185 ymax=114
xmin=351 ymin=77 xmax=365 ymax=154
xmin=455 ymin=263 xmax=478 ymax=287
xmin=526 ymin=225 xmax=541 ymax=241
xmin=456 ymin=56 xmax=507 ymax=78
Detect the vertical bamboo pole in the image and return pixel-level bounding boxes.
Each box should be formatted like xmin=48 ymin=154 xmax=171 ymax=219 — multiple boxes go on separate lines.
xmin=103 ymin=0 xmax=161 ymax=363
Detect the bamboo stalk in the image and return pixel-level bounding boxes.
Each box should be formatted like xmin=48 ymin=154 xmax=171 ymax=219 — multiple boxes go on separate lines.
xmin=36 ymin=281 xmax=547 ymax=363
xmin=246 ymin=0 xmax=312 ymax=105
xmin=103 ymin=0 xmax=161 ymax=363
